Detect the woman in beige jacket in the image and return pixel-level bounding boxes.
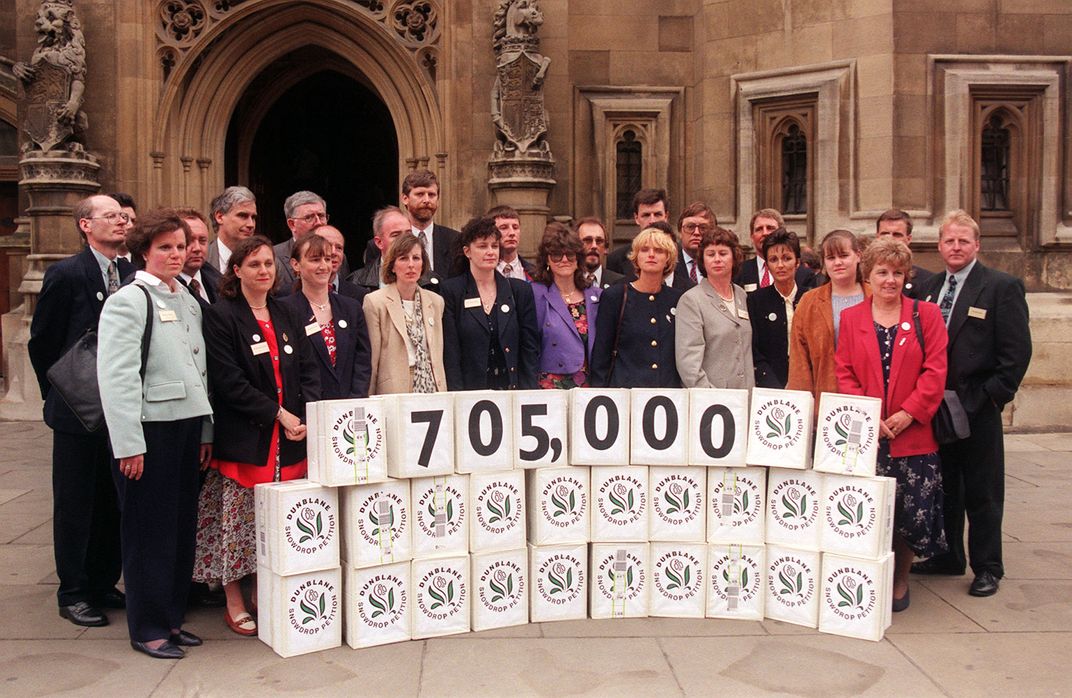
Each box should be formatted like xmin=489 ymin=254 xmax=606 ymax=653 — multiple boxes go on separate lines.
xmin=363 ymin=234 xmax=447 ymax=394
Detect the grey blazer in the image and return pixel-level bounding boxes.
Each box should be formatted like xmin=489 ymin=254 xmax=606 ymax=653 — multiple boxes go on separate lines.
xmin=674 ymin=281 xmax=755 ymax=390
xmin=206 ymin=239 xmax=223 ymax=273
xmin=97 ymin=276 xmax=213 ymax=459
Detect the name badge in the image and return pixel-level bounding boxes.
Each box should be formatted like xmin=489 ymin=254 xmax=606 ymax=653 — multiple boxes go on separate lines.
xmin=737 ymin=308 xmax=750 ymax=320
xmin=464 ymin=297 xmax=481 ymax=309
xmin=304 ymin=321 xmax=321 ymax=336
xmin=158 ymin=309 xmax=178 ymax=322
xmin=968 ymin=306 xmax=987 ymax=320
xmin=251 ymin=341 xmax=270 ymax=356
xmin=744 ymin=283 xmax=757 ymax=292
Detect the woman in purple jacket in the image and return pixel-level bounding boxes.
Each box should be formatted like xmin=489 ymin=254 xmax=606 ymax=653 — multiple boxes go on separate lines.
xmin=531 ymin=222 xmax=601 ymax=389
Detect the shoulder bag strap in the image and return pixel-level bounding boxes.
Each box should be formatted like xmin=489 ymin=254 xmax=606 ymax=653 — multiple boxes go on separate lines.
xmin=138 ymin=285 xmax=154 ymax=381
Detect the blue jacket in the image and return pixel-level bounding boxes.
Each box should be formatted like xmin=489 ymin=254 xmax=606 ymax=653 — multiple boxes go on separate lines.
xmin=531 ymin=282 xmax=601 ymax=375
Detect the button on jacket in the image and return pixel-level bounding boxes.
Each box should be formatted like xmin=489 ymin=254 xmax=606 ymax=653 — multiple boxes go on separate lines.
xmin=589 ymin=282 xmax=683 ymax=388
xmin=532 ymin=282 xmax=601 ymax=375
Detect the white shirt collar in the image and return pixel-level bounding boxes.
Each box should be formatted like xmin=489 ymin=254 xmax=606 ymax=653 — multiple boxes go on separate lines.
xmin=134 ymin=270 xmax=165 ymax=287
xmin=217 ymin=238 xmax=233 ymax=270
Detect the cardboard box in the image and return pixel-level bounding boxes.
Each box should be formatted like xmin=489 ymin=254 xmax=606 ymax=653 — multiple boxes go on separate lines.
xmin=813 ymin=393 xmax=882 ymax=477
xmin=343 ymin=562 xmax=410 ymax=649
xmin=765 ymin=469 xmax=824 ymax=551
xmin=686 ymin=389 xmax=750 ymax=467
xmin=471 ymin=548 xmax=529 ymax=632
xmin=649 ymin=542 xmax=707 ymax=618
xmin=706 ymin=467 xmax=766 ymax=545
xmin=590 ymin=466 xmax=649 ymax=543
xmin=410 ymin=475 xmax=469 ymax=559
xmin=526 ymin=467 xmax=590 ymax=545
xmin=255 ymin=480 xmax=340 ymax=576
xmin=820 ymin=474 xmax=896 ymax=560
xmin=257 ymin=566 xmax=342 ymax=658
xmin=383 ymin=393 xmax=455 ymax=478
xmin=529 ymin=543 xmax=588 ymax=622
xmin=513 ymin=390 xmax=570 ymax=469
xmin=745 ymin=388 xmax=814 ymax=469
xmin=411 ymin=555 xmax=470 ymax=639
xmin=706 ymin=544 xmax=766 ymax=620
xmin=630 ymin=388 xmax=689 ymax=465
xmin=306 ymin=398 xmax=388 ymax=486
xmin=569 ymin=389 xmax=630 ymax=465
xmin=649 ymin=466 xmax=706 ymax=542
xmin=764 ymin=545 xmax=821 ymax=628
xmin=470 ymin=470 xmax=526 ymax=553
xmin=340 ymin=479 xmax=412 ymax=569
xmin=454 ymin=391 xmax=515 ymax=474
xmin=590 ymin=543 xmax=650 ymax=619
xmin=819 ymin=552 xmax=894 ymax=641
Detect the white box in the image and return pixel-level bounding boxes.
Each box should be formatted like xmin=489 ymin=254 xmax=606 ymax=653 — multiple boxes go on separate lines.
xmin=590 ymin=543 xmax=650 ymax=619
xmin=706 ymin=544 xmax=766 ymax=621
xmin=819 ymin=552 xmax=894 ymax=641
xmin=764 ymin=545 xmax=821 ymax=628
xmin=470 ymin=470 xmax=526 ymax=553
xmin=454 ymin=391 xmax=515 ymax=473
xmin=687 ymin=389 xmax=750 ymax=467
xmin=590 ymin=466 xmax=649 ymax=543
xmin=343 ymin=562 xmax=411 ymax=649
xmin=513 ymin=390 xmax=569 ymax=469
xmin=706 ymin=467 xmax=766 ymax=545
xmin=306 ymin=398 xmax=388 ymax=486
xmin=649 ymin=466 xmax=706 ymax=542
xmin=813 ymin=393 xmax=882 ymax=477
xmin=411 ymin=475 xmax=469 ymax=559
xmin=383 ymin=393 xmax=455 ymax=478
xmin=471 ymin=548 xmax=529 ymax=632
xmin=649 ymin=542 xmax=707 ymax=618
xmin=411 ymin=555 xmax=470 ymax=638
xmin=745 ymin=388 xmax=815 ymax=469
xmin=526 ymin=467 xmax=590 ymax=545
xmin=255 ymin=480 xmax=340 ymax=576
xmin=529 ymin=543 xmax=588 ymax=622
xmin=630 ymin=388 xmax=689 ymax=465
xmin=569 ymin=389 xmax=630 ymax=465
xmin=820 ymin=474 xmax=896 ymax=560
xmin=340 ymin=480 xmax=412 ymax=569
xmin=257 ymin=566 xmax=342 ymax=658
xmin=765 ymin=469 xmax=824 ymax=551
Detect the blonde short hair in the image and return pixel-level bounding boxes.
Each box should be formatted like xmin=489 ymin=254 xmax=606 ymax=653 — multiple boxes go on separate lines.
xmin=939 ymin=209 xmax=980 ymax=241
xmin=627 ymin=228 xmax=679 ymax=278
xmin=861 ymin=237 xmax=913 ymax=279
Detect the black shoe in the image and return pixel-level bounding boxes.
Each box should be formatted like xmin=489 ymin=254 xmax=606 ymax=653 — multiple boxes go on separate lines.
xmin=189 ymin=584 xmax=226 ymax=608
xmin=95 ymin=588 xmax=126 ymax=609
xmin=59 ymin=601 xmax=108 ymax=627
xmin=892 ymin=588 xmax=911 ymax=612
xmin=169 ymin=629 xmax=203 ymax=647
xmin=969 ymin=571 xmax=1000 ymax=597
xmin=910 ymin=557 xmax=965 ymax=576
xmin=131 ymin=640 xmax=185 ymax=659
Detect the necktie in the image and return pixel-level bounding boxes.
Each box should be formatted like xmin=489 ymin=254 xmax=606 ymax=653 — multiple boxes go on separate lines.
xmin=939 ymin=274 xmax=958 ymax=324
xmin=502 ymin=263 xmax=513 ymax=276
xmin=417 ymin=229 xmax=430 ymax=269
xmin=585 ymin=272 xmax=596 ymax=288
xmin=760 ymin=264 xmax=771 ymax=288
xmin=189 ymin=277 xmax=202 ymax=300
xmin=689 ymin=260 xmax=698 ymax=284
xmin=107 ymin=260 xmax=120 ymax=295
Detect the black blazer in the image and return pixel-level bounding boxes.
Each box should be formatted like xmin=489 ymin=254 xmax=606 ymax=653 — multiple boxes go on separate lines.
xmin=427 ymin=223 xmax=461 ymax=284
xmin=589 ymin=282 xmax=683 ymax=388
xmin=278 ymin=291 xmax=372 ymax=400
xmin=746 ymin=283 xmax=807 ymax=388
xmin=903 ymin=264 xmax=935 ymax=299
xmin=918 ymin=262 xmax=1032 ymax=416
xmin=599 ymin=267 xmax=625 ymax=289
xmin=28 ymin=247 xmax=134 ymax=434
xmin=734 ymin=257 xmax=816 ymax=293
xmin=204 ymin=295 xmax=321 ymax=467
xmin=439 ymin=270 xmax=540 ymax=390
xmin=335 ymin=278 xmax=368 ymax=305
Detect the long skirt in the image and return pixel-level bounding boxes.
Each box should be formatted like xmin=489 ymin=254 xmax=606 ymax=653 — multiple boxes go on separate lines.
xmin=191 ymin=470 xmax=257 ymax=585
xmin=877 ymin=441 xmax=949 ymax=558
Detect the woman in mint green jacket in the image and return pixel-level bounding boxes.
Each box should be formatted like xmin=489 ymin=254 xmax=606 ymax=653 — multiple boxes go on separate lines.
xmin=98 ymin=208 xmax=213 ymax=660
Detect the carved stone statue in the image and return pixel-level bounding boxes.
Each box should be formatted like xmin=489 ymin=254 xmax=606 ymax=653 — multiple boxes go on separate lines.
xmin=13 ymin=0 xmax=89 ymax=152
xmin=491 ymin=0 xmax=552 ymax=158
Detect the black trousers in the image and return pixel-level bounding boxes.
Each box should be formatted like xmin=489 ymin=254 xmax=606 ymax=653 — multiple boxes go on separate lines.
xmin=113 ymin=418 xmax=202 ymax=642
xmin=937 ymin=400 xmax=1005 ymax=578
xmin=52 ymin=429 xmax=122 ymax=607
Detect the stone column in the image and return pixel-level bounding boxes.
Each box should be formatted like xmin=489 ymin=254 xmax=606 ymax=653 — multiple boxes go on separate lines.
xmin=488 ymin=157 xmax=555 ymax=258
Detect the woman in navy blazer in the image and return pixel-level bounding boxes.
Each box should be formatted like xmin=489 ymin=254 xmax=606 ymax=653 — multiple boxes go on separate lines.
xmin=530 ymin=222 xmax=600 ymax=389
xmin=440 ymin=216 xmax=539 ymax=391
xmin=279 ymin=234 xmax=371 ymax=399
xmin=836 ymin=238 xmax=948 ymax=613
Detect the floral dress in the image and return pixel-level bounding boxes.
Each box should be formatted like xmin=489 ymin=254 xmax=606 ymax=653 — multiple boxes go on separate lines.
xmin=875 ymin=322 xmax=948 ymax=558
xmin=538 ymin=299 xmax=590 ymax=390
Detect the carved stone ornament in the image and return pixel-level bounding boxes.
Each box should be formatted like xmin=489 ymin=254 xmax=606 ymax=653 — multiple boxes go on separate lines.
xmin=159 ymin=0 xmax=208 ymax=45
xmin=13 ymin=0 xmax=89 ymax=153
xmin=490 ymin=0 xmax=552 ymax=160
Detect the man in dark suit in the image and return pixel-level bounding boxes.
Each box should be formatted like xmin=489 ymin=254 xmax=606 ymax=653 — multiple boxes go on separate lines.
xmin=734 ymin=208 xmax=816 ymax=293
xmin=176 ymin=207 xmax=222 ymax=307
xmin=349 ymin=206 xmax=412 ymax=293
xmin=875 ymin=208 xmax=933 ymax=298
xmin=401 ymin=169 xmax=460 ymax=286
xmin=576 ymin=217 xmax=623 ymax=289
xmin=28 ymin=195 xmax=132 ymax=627
xmin=489 ymin=205 xmax=535 ymax=281
xmin=911 ymin=210 xmax=1032 ymax=598
xmin=606 ymin=188 xmax=670 ymax=275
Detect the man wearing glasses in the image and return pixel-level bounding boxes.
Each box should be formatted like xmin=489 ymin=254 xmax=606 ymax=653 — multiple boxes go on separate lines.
xmin=29 ymin=195 xmax=133 ymax=628
xmin=576 ymin=217 xmax=623 ymax=289
xmin=274 ymin=190 xmax=332 ymax=291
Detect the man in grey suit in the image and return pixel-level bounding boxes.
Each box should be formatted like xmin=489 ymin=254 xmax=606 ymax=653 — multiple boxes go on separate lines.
xmin=205 ymin=186 xmax=257 ymax=272
xmin=274 ymin=191 xmax=328 ymax=291
xmin=576 ymin=216 xmax=623 ymax=289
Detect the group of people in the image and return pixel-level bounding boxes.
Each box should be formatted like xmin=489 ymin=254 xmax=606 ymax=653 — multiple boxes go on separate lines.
xmin=27 ymin=176 xmax=1032 ymax=659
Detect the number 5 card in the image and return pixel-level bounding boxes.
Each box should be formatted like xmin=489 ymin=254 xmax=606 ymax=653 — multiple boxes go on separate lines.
xmin=512 ymin=390 xmax=568 ymax=469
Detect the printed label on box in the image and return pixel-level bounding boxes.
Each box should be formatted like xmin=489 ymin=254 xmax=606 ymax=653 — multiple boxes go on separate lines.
xmin=471 ymin=473 xmax=525 ymax=552
xmin=766 ymin=470 xmax=823 ymax=550
xmin=591 ymin=545 xmax=648 ymax=617
xmin=352 ymin=487 xmax=409 ymax=565
xmin=533 ymin=551 xmax=586 ymax=610
xmin=765 ymin=547 xmax=820 ymax=628
xmin=286 ymin=575 xmax=340 ymax=641
xmin=813 ymin=393 xmax=881 ymax=477
xmin=650 ymin=543 xmax=706 ymax=618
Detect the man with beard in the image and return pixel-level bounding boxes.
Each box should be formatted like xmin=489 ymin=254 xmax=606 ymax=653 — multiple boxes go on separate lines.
xmin=575 ymin=216 xmax=623 ymax=289
xmin=401 ymin=169 xmax=459 ymax=285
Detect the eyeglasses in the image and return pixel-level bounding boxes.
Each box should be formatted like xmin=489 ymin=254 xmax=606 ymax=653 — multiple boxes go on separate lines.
xmin=548 ymin=252 xmax=574 ymax=262
xmin=681 ymin=222 xmax=712 ymax=233
xmin=292 ymin=212 xmax=329 ymax=225
xmin=88 ymin=212 xmax=130 ymax=223
xmin=580 ymin=236 xmax=606 ymax=247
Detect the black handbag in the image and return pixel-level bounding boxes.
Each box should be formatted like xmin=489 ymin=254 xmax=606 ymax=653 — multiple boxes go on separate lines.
xmin=911 ymin=300 xmax=970 ymax=444
xmin=46 ymin=286 xmax=154 ymax=432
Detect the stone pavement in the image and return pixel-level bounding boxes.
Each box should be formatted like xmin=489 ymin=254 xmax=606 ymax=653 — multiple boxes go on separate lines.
xmin=0 ymin=421 xmax=1069 ymax=697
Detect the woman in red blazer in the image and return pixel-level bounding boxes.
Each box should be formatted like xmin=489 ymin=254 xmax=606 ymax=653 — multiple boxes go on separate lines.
xmin=836 ymin=238 xmax=949 ymax=614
